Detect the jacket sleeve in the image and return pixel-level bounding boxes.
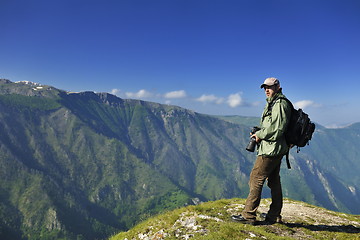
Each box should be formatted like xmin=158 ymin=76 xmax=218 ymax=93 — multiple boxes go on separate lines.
xmin=256 ymin=99 xmax=291 ymax=141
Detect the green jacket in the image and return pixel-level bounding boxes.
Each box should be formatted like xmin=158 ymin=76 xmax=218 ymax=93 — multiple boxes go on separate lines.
xmin=256 ymin=92 xmax=291 ymax=157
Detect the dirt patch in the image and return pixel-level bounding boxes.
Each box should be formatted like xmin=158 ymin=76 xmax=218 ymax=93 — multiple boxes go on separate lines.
xmin=257 ymin=199 xmax=360 ymax=227
xmin=226 ymin=199 xmax=360 ymax=239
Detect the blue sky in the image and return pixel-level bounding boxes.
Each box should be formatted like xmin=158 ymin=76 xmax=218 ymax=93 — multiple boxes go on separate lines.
xmin=1 ymin=0 xmax=359 ymax=127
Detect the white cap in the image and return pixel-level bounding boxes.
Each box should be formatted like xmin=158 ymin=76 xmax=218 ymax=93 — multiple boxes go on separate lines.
xmin=260 ymin=77 xmax=280 ymax=88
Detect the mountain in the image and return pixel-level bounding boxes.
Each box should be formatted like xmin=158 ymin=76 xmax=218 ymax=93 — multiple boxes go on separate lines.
xmin=0 ymin=79 xmax=359 ymax=239
xmin=110 ymin=198 xmax=360 ymax=240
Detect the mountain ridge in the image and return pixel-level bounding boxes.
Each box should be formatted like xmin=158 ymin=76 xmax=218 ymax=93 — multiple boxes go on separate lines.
xmin=0 ymin=79 xmax=359 ymax=239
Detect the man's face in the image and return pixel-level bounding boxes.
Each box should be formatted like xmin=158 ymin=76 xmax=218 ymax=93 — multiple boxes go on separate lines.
xmin=264 ymin=85 xmax=279 ymax=98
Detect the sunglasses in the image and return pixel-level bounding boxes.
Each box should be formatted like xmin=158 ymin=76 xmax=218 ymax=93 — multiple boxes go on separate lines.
xmin=263 ymin=85 xmax=277 ymax=90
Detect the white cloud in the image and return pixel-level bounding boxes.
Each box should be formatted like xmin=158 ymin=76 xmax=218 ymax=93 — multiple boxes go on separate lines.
xmin=294 ymin=100 xmax=320 ymax=109
xmin=111 ymin=88 xmax=120 ymax=95
xmin=164 ymin=90 xmax=187 ymax=99
xmin=196 ymin=94 xmax=224 ymax=104
xmin=125 ymin=89 xmax=153 ymax=99
xmin=112 ymin=88 xmax=247 ymax=110
xmin=227 ymin=93 xmax=243 ymax=108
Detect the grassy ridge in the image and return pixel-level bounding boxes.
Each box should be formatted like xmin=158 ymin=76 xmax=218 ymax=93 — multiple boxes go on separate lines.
xmin=110 ymin=198 xmax=360 ymax=240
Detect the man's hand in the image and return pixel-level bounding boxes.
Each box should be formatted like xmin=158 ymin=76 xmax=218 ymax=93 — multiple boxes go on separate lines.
xmin=251 ymin=133 xmax=261 ymax=143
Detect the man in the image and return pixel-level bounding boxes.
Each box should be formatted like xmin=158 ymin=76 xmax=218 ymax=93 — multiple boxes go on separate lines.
xmin=232 ymin=77 xmax=291 ymax=225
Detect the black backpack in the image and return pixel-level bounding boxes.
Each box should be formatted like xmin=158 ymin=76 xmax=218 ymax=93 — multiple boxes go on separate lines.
xmin=269 ymin=97 xmax=316 ymax=169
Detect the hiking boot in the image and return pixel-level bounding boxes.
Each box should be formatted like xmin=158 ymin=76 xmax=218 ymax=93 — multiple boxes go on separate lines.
xmin=260 ymin=213 xmax=283 ymax=224
xmin=231 ymin=214 xmax=256 ymax=225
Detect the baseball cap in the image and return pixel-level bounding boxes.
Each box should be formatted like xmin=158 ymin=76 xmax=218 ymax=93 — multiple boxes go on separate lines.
xmin=260 ymin=77 xmax=280 ymax=88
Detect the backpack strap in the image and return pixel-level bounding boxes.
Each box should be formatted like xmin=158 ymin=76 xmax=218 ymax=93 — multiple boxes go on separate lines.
xmin=285 ymin=150 xmax=291 ymax=169
xmin=276 ymin=97 xmax=294 ymax=109
xmin=269 ymin=96 xmax=293 ymax=169
xmin=263 ymin=97 xmax=293 ymax=119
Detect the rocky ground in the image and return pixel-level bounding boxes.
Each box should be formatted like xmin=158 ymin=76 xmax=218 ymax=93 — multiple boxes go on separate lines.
xmin=110 ymin=198 xmax=360 ymax=240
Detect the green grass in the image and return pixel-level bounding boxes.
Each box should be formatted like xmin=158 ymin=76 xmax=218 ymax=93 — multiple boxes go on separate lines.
xmin=110 ymin=198 xmax=360 ymax=240
xmin=0 ymin=94 xmax=61 ymax=110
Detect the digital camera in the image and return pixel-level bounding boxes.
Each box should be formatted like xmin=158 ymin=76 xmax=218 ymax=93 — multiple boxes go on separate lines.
xmin=246 ymin=126 xmax=261 ymax=152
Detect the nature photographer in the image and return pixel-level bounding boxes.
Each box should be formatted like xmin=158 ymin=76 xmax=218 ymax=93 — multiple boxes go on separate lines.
xmin=232 ymin=77 xmax=292 ymax=225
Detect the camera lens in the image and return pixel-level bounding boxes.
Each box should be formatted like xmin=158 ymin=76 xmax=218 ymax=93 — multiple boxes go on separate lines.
xmin=246 ymin=137 xmax=257 ymax=152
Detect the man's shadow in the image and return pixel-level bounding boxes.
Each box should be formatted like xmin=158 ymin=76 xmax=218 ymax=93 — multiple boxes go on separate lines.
xmin=284 ymin=222 xmax=360 ymax=234
xmin=257 ymin=221 xmax=360 ymax=234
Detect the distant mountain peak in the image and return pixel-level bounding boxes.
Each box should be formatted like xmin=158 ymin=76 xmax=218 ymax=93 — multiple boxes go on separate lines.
xmin=0 ymin=79 xmax=62 ymax=98
xmin=15 ymin=80 xmax=42 ymax=86
xmin=0 ymin=78 xmax=12 ymax=84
